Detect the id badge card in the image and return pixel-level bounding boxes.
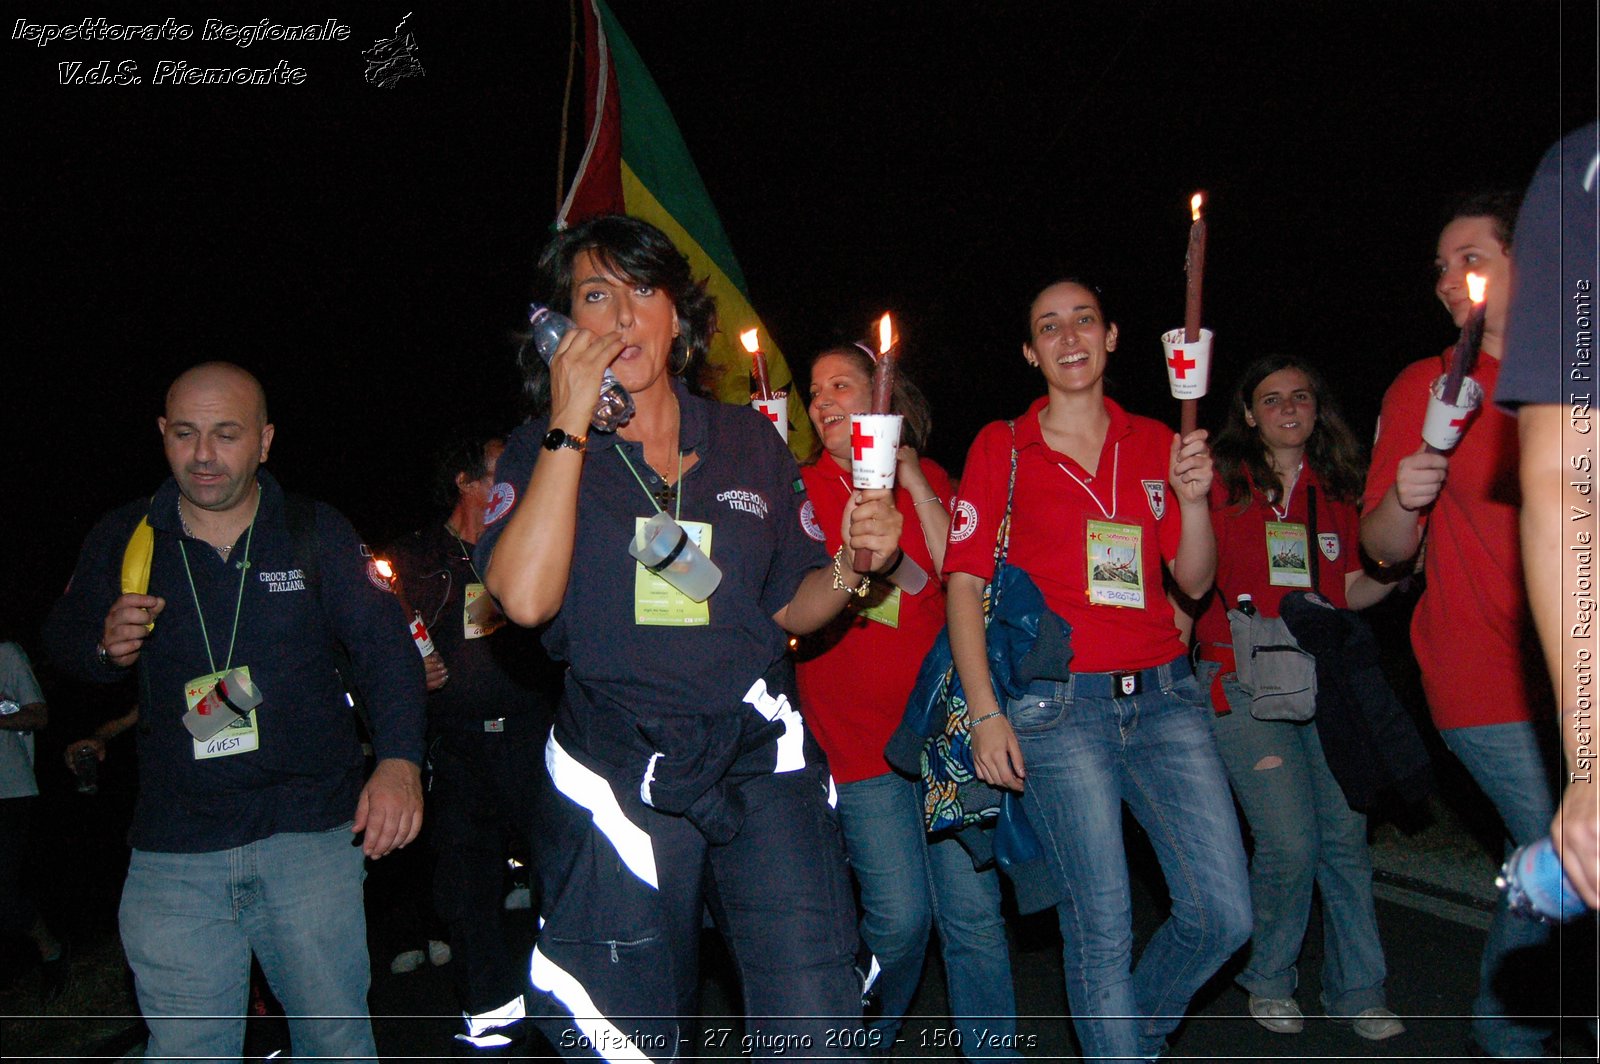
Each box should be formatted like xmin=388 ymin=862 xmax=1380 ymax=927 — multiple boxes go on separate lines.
xmin=1085 ymin=519 xmax=1146 ymax=608
xmin=633 ymin=518 xmax=712 ymax=626
xmin=464 ymin=582 xmax=504 ymax=640
xmin=184 ymin=666 xmax=261 ymax=760
xmin=1265 ymin=521 xmax=1312 ymax=587
xmin=858 ymin=585 xmax=902 ymax=628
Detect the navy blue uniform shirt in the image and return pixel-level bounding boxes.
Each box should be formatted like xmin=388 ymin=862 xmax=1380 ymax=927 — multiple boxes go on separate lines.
xmin=477 ymin=385 xmax=828 ymax=815
xmin=45 ymin=470 xmax=426 ymax=853
xmin=387 ymin=521 xmax=561 ymax=734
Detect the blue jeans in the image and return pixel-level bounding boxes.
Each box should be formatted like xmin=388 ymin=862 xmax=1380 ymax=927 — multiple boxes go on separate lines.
xmin=1009 ymin=662 xmax=1251 ymax=1061
xmin=1200 ymin=662 xmax=1388 ymax=1013
xmin=1441 ymin=722 xmax=1560 ymax=1058
xmin=119 ymin=825 xmax=375 ymax=1063
xmin=836 ymin=771 xmax=1020 ymax=1060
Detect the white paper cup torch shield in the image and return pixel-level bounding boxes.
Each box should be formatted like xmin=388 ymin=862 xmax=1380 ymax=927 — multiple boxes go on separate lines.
xmin=1159 ymin=328 xmax=1214 ymax=400
xmin=628 ymin=511 xmax=722 ymax=602
xmin=751 ymin=395 xmax=789 ymax=444
xmin=848 ymin=414 xmax=904 ymax=490
xmin=1420 ymin=374 xmax=1484 ymax=451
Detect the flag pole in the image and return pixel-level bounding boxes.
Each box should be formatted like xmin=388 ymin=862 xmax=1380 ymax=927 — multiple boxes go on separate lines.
xmin=555 ymin=0 xmax=579 ymax=213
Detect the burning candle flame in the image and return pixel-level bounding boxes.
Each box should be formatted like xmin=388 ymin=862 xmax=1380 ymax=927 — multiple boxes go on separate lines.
xmin=374 ymin=559 xmax=395 ymax=581
xmin=739 ymin=328 xmax=760 ymax=354
xmin=1190 ymin=192 xmax=1205 ymax=222
xmin=878 ymin=313 xmax=894 ymax=355
xmin=1467 ymin=272 xmax=1487 ymax=304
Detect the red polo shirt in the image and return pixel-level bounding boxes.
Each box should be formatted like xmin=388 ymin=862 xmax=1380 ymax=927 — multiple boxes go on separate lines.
xmin=794 ymin=458 xmax=953 ymax=784
xmin=945 ymin=397 xmax=1187 ymax=672
xmin=1196 ymin=467 xmax=1361 ymax=649
xmin=1363 ymin=351 xmax=1545 ymax=729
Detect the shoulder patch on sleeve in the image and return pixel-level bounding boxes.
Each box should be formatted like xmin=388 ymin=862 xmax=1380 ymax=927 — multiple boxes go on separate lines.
xmin=799 ymin=500 xmax=826 ymax=542
xmin=365 ymin=558 xmax=393 ymax=592
xmin=950 ymin=500 xmax=980 ymax=543
xmin=484 ymin=482 xmax=516 ymax=526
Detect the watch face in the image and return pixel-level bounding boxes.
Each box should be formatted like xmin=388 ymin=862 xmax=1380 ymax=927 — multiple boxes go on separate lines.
xmin=0 ymin=700 xmax=20 ymax=717
xmin=541 ymin=428 xmax=584 ymax=452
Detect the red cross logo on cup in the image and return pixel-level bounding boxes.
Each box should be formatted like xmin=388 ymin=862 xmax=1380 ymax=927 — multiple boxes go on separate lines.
xmin=1167 ymin=347 xmax=1196 ymax=380
xmin=851 ymin=422 xmax=876 ymax=462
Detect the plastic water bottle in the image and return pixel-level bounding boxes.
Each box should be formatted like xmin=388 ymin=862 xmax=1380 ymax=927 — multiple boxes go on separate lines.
xmin=1497 ymin=837 xmax=1589 ymax=923
xmin=527 ymin=303 xmax=635 ymax=432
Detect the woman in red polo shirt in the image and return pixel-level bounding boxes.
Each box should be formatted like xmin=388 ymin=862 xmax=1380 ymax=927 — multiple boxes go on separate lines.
xmin=945 ymin=279 xmax=1249 ymax=1062
xmin=1195 ymin=355 xmax=1401 ymax=1041
xmin=796 ymin=342 xmax=1019 ymax=1059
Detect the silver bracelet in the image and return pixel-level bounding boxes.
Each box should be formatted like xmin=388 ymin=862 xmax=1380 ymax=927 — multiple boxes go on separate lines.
xmin=965 ymin=709 xmax=1004 ymax=728
xmin=913 ymin=497 xmax=941 ymax=507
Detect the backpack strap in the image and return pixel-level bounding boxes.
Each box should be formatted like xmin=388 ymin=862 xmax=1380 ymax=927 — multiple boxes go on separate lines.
xmin=1306 ymin=485 xmax=1320 ymax=593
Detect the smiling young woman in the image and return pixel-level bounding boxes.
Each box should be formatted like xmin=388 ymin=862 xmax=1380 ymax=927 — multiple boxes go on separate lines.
xmin=1198 ymin=354 xmax=1402 ymax=1042
xmin=944 ymin=277 xmax=1248 ymax=1061
xmin=795 ymin=341 xmax=1020 ymax=1057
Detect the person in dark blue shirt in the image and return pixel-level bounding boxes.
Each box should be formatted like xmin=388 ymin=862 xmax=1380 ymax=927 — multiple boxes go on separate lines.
xmin=45 ymin=361 xmax=425 ymax=1063
xmin=387 ymin=430 xmax=562 ymax=1053
xmin=479 ymin=215 xmax=904 ymax=1058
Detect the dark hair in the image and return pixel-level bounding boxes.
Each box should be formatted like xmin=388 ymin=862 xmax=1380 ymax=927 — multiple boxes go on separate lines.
xmin=1025 ymin=276 xmax=1114 ymax=341
xmin=803 ymin=343 xmax=933 ymax=463
xmin=1212 ymin=355 xmax=1366 ymax=508
xmin=1441 ymin=189 xmax=1523 ymax=250
xmin=431 ymin=431 xmax=502 ymax=509
xmin=517 ymin=215 xmax=718 ymax=414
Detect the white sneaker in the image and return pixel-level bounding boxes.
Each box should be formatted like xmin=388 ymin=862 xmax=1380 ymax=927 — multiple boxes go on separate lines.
xmin=389 ymin=949 xmax=425 ymax=974
xmin=1342 ymin=1006 xmax=1406 ymax=1041
xmin=1248 ymin=994 xmax=1304 ymax=1034
xmin=427 ymin=940 xmax=452 ymax=966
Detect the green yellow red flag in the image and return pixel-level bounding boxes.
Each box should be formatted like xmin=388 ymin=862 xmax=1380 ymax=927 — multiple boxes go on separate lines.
xmin=557 ymin=0 xmax=816 ymax=458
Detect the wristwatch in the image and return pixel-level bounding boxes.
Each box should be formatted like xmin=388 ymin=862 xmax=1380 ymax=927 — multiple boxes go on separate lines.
xmin=541 ymin=427 xmax=588 ymax=454
xmin=0 ymin=700 xmax=20 ymax=717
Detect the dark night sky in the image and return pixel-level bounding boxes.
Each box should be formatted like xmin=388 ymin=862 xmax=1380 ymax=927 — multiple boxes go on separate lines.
xmin=6 ymin=0 xmax=1595 ymax=645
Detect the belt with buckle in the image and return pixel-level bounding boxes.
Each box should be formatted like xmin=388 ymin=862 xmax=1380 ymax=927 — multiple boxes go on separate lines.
xmin=1068 ymin=657 xmax=1192 ymax=699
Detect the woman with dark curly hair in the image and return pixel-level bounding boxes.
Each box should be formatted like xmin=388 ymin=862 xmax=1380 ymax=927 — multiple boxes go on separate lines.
xmin=1195 ymin=355 xmax=1402 ymax=1042
xmin=479 ymin=215 xmax=903 ymax=1057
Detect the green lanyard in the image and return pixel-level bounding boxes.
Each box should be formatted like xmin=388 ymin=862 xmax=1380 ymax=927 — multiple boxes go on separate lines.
xmin=177 ymin=514 xmax=257 ymax=675
xmin=616 ymin=445 xmax=684 ymax=521
xmin=449 ymin=528 xmax=485 ymax=583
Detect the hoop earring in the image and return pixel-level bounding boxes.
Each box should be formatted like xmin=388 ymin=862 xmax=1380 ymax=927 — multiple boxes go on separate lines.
xmin=668 ymin=342 xmax=689 ymax=376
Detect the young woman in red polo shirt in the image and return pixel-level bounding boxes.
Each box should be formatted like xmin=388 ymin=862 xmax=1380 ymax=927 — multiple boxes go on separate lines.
xmin=796 ymin=342 xmax=1019 ymax=1059
xmin=944 ymin=279 xmax=1249 ymax=1062
xmin=1196 ymin=355 xmax=1401 ymax=1041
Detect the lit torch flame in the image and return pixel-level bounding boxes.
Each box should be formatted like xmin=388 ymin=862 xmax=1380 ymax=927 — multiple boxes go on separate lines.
xmin=1467 ymin=272 xmax=1487 ymax=305
xmin=1190 ymin=192 xmax=1205 ymax=222
xmin=739 ymin=328 xmax=760 ymax=354
xmin=878 ymin=313 xmax=894 ymax=355
xmin=373 ymin=559 xmax=395 ymax=582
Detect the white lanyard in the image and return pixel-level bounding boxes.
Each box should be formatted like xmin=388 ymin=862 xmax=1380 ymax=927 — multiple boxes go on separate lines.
xmin=1270 ymin=462 xmax=1304 ymax=521
xmin=1055 ymin=442 xmax=1119 ymax=520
